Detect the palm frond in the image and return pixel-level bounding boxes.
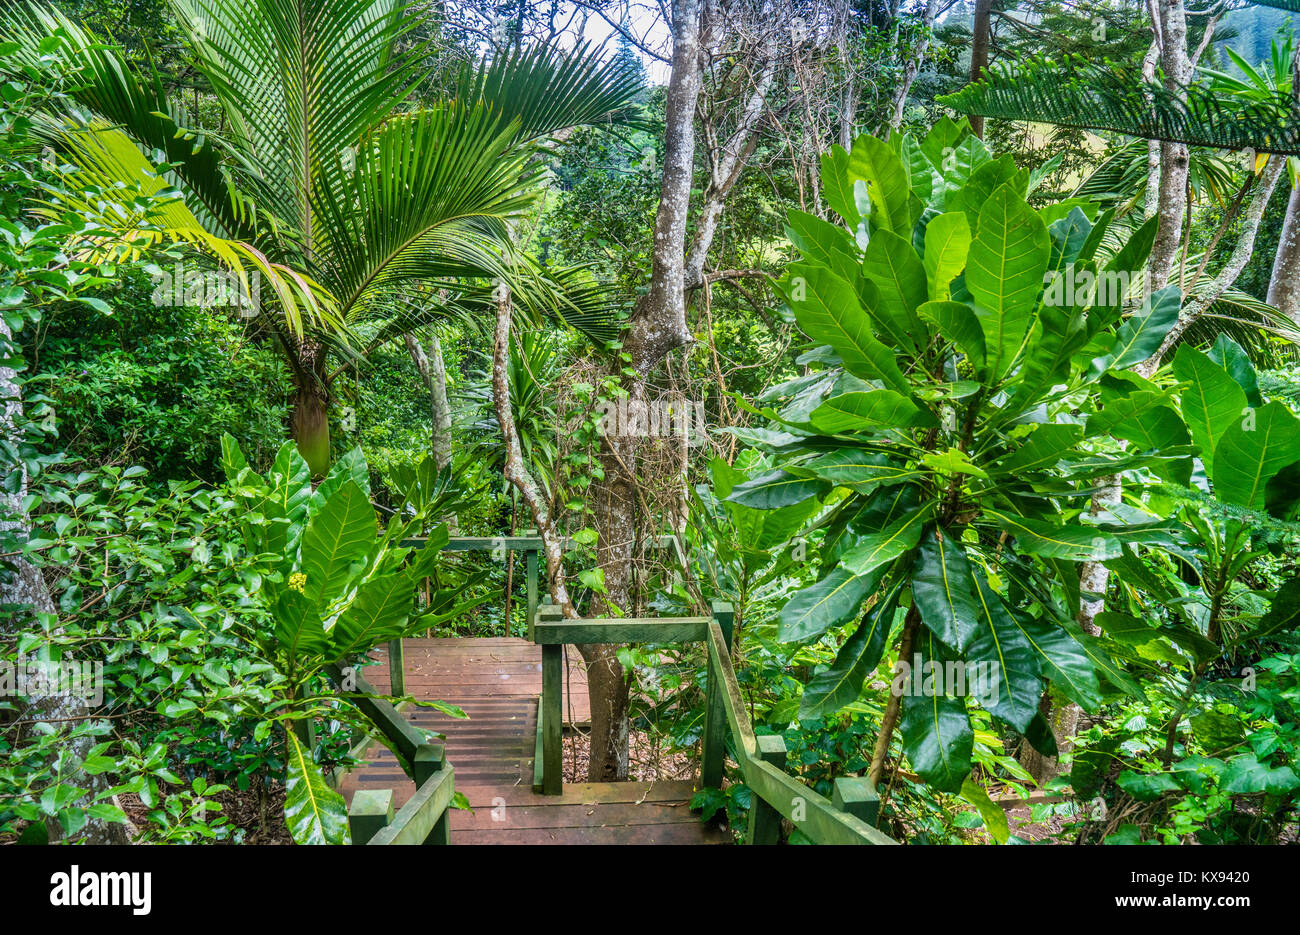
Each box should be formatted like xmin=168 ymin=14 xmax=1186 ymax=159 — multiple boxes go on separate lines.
xmin=939 ymin=56 xmax=1300 ymax=155
xmin=1 ymin=1 xmax=256 ymax=238
xmin=359 ymin=260 xmax=625 ymax=354
xmin=451 ymin=41 xmax=645 ymax=143
xmin=40 ymin=119 xmax=336 ymax=334
xmin=1187 ymin=286 xmax=1300 ymax=366
xmin=317 ymin=104 xmax=536 ymax=311
xmin=1073 ymin=139 xmax=1245 ymax=213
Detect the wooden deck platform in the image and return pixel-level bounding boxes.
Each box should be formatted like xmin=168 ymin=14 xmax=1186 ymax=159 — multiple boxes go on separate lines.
xmin=338 ymin=637 xmax=729 ymax=845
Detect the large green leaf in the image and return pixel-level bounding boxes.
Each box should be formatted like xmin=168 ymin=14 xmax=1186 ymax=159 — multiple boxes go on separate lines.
xmin=1208 ymin=334 xmax=1262 ymax=407
xmin=1089 ymin=285 xmax=1181 ymax=375
xmin=923 ymin=211 xmax=972 ymax=301
xmin=967 ymin=576 xmax=1043 ymax=731
xmin=911 ymin=530 xmax=981 ymax=651
xmin=992 ymin=423 xmax=1084 ymax=474
xmin=847 ymin=134 xmax=916 ymax=235
xmin=1172 ymin=346 xmax=1247 ymax=474
xmin=965 ymin=184 xmax=1050 ymax=376
xmin=898 ymin=630 xmax=974 ymax=793
xmin=272 ymin=589 xmax=330 ymax=664
xmin=1220 ymin=754 xmax=1300 ymax=795
xmin=960 ymin=778 xmax=1011 ymax=843
xmin=800 ymin=448 xmax=920 ymax=493
xmin=300 ymin=479 xmax=377 ymax=602
xmin=808 ymin=389 xmax=932 ymax=435
xmin=284 ymin=731 xmax=350 ymax=845
xmin=985 ymin=509 xmax=1122 ymax=562
xmin=330 ymin=572 xmax=415 ymax=661
xmin=725 ymin=470 xmax=829 ymax=510
xmin=786 ymin=210 xmax=861 ymax=285
xmin=820 ymin=145 xmax=861 ymax=228
xmin=797 ymin=582 xmax=902 ymax=716
xmin=1211 ymin=401 xmax=1300 ymax=509
xmin=1002 ymin=305 xmax=1090 ymax=417
xmin=861 ymin=229 xmax=929 ymax=352
xmin=783 ymin=263 xmax=910 ymax=392
xmin=840 ymin=504 xmax=934 ymax=576
xmin=778 ymin=566 xmax=878 ymax=643
xmin=919 ymin=300 xmax=986 ymax=367
xmin=311 ymin=446 xmax=371 ymax=513
xmin=824 ymin=484 xmax=922 ymax=564
xmin=1010 ymin=613 xmax=1103 ymax=711
xmin=1088 ymin=394 xmax=1191 ymax=483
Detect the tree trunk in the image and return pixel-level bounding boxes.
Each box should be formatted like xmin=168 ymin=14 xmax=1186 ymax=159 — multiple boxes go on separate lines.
xmin=290 ymin=339 xmax=331 ymax=476
xmin=968 ymin=0 xmax=992 ymax=138
xmin=1266 ymin=183 xmax=1300 ymax=329
xmin=1147 ymin=0 xmax=1191 ymax=291
xmin=0 ymin=317 xmax=129 ymax=844
xmin=404 ymin=329 xmax=454 ymax=471
xmin=582 ymin=0 xmax=706 ymax=782
xmin=889 ymin=0 xmax=937 ymax=130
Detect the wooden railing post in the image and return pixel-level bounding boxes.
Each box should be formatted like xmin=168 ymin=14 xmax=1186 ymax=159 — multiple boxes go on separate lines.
xmin=701 ymin=602 xmax=734 ymax=789
xmin=525 ymin=549 xmax=538 ymax=641
xmin=711 ymin=600 xmax=735 ymax=647
xmin=387 ymin=637 xmax=405 ymax=697
xmin=534 ymin=604 xmax=563 ymax=794
xmin=832 ymin=777 xmax=880 ymax=827
xmin=349 ymin=789 xmax=393 ymax=845
xmin=746 ymin=735 xmax=788 ymax=845
xmin=541 ymin=644 xmax=563 ymax=794
xmin=413 ymin=743 xmax=451 ymax=844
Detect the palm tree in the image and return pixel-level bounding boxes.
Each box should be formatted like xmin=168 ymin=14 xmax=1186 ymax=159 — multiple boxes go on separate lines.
xmin=6 ymin=0 xmax=637 ymax=473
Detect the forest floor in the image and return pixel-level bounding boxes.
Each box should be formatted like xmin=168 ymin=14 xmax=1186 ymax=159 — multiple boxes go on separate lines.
xmin=561 ymin=729 xmax=696 ymax=784
xmin=120 ymin=783 xmax=292 ymax=844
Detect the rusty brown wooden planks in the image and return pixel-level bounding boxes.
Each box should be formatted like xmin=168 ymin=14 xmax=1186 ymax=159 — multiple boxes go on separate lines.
xmin=338 ymin=639 xmax=728 ymax=845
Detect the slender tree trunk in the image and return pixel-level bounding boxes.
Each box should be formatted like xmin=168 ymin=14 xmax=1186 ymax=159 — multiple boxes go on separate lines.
xmin=968 ymin=0 xmax=992 ymax=138
xmin=1267 ymin=183 xmax=1300 ymax=329
xmin=0 ymin=317 xmax=129 ymax=844
xmin=889 ymin=0 xmax=937 ymax=129
xmin=583 ymin=0 xmax=706 ymax=782
xmin=492 ymin=290 xmax=576 ymax=618
xmin=404 ymin=329 xmax=454 ymax=471
xmin=1265 ymin=49 xmax=1300 ymax=329
xmin=1149 ymin=156 xmax=1286 ymax=360
xmin=1148 ymin=0 xmax=1192 ymax=291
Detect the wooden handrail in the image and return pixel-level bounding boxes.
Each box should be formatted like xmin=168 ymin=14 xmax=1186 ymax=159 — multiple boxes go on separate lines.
xmin=526 ymin=602 xmax=897 ymax=845
xmin=705 ymin=621 xmax=896 ymax=845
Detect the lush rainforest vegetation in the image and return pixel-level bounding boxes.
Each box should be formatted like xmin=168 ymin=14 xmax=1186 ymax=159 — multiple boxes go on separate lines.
xmin=1 ymin=0 xmax=1298 ymax=852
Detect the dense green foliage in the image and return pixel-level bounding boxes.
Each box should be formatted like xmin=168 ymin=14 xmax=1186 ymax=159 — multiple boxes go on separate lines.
xmin=1 ymin=0 xmax=1297 ymax=849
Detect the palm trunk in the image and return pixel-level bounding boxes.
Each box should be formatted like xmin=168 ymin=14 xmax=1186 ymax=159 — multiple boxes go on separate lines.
xmin=290 ymin=340 xmax=331 ymax=476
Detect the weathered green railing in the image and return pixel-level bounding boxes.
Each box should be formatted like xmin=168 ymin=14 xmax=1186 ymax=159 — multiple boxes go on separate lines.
xmin=326 ymin=663 xmax=455 ymax=846
xmin=531 ymin=602 xmax=897 ymax=846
